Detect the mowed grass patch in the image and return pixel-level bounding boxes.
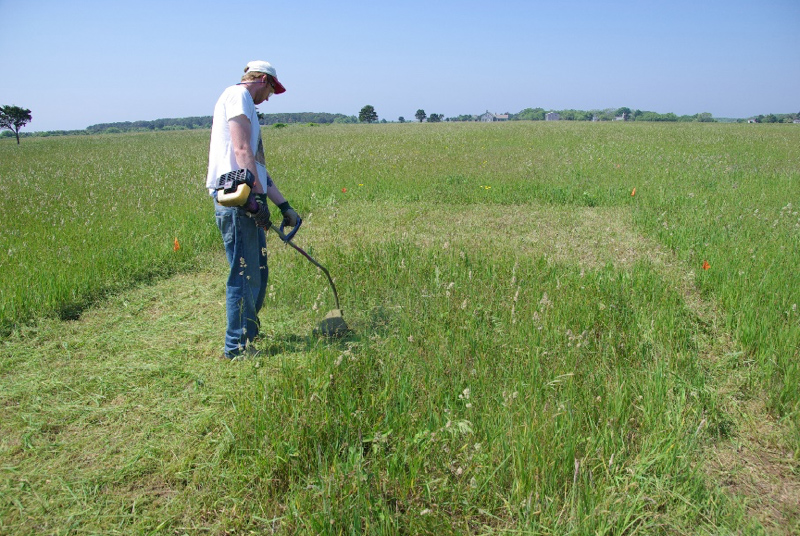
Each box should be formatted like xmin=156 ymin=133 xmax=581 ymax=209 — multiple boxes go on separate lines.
xmin=0 ymin=254 xmax=323 ymax=534
xmin=2 ymin=202 xmax=760 ymax=534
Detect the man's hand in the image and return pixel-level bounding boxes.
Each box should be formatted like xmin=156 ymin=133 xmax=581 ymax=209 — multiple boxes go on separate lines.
xmin=278 ymin=201 xmax=300 ymax=228
xmin=247 ymin=194 xmax=271 ymax=229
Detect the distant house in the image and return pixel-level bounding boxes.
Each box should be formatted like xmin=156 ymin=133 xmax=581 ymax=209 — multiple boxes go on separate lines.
xmin=794 ymin=119 xmax=800 ymax=124
xmin=747 ymin=118 xmax=757 ymax=123
xmin=615 ymin=113 xmax=627 ymax=121
xmin=545 ymin=112 xmax=560 ymax=121
xmin=479 ymin=111 xmax=509 ymax=122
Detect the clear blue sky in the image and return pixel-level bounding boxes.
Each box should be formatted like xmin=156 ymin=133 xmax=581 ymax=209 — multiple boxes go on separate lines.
xmin=2 ymin=0 xmax=798 ymax=131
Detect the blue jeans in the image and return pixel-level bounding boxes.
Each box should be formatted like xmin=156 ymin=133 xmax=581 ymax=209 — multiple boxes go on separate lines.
xmin=214 ymin=200 xmax=268 ymax=357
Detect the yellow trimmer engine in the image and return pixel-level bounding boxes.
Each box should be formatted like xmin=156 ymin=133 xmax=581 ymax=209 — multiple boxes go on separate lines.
xmin=215 ymin=169 xmax=255 ymax=207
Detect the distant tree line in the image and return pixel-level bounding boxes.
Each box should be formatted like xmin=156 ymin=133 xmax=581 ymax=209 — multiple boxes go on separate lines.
xmin=84 ymin=113 xmax=357 ymax=132
xmin=442 ymin=108 xmax=799 ymax=123
xmin=446 ymin=108 xmax=724 ymax=122
xmin=86 ymin=116 xmax=213 ymax=133
xmin=1 ymin=112 xmax=359 ymax=139
xmin=749 ymin=113 xmax=800 ymax=124
xmin=258 ymin=112 xmax=357 ymax=125
xmin=5 ymin=107 xmax=799 ymax=141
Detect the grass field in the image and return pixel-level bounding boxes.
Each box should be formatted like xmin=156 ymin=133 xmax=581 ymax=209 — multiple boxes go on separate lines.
xmin=1 ymin=122 xmax=799 ymax=534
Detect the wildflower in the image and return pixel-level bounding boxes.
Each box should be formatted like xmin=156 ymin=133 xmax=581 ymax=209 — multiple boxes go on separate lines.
xmin=631 ymin=187 xmax=636 ymax=196
xmin=342 ymin=188 xmax=347 ymax=193
xmin=702 ymin=260 xmax=710 ymax=270
xmin=173 ymin=237 xmax=180 ymax=251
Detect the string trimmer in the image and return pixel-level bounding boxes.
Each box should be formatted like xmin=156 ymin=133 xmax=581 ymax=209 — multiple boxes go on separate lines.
xmin=271 ymin=219 xmax=349 ymax=337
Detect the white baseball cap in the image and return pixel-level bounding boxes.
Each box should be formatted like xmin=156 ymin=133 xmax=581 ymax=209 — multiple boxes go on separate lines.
xmin=244 ymin=60 xmax=286 ymax=94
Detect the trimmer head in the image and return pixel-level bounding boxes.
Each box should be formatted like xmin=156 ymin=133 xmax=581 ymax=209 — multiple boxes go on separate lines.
xmin=314 ymin=309 xmax=350 ymax=338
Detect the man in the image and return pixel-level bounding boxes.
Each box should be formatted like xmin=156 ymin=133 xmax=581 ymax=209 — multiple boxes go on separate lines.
xmin=206 ymin=60 xmax=299 ymax=360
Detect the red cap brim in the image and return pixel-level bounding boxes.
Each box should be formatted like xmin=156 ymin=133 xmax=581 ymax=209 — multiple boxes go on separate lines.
xmin=272 ymin=78 xmax=286 ymax=94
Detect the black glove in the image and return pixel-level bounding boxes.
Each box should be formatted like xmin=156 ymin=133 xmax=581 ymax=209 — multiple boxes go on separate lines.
xmin=246 ymin=194 xmax=271 ymax=229
xmin=278 ymin=201 xmax=300 ymax=228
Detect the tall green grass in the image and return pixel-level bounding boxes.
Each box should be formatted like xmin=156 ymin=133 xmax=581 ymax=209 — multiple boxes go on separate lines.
xmin=0 ymin=132 xmax=217 ymax=330
xmin=225 ymin=236 xmax=742 ymax=532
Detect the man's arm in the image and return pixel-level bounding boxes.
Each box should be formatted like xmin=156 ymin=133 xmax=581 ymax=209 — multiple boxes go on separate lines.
xmin=228 ymin=115 xmax=264 ymax=194
xmin=230 ymin=114 xmax=299 ymax=227
xmin=266 ymin=181 xmax=287 ymax=206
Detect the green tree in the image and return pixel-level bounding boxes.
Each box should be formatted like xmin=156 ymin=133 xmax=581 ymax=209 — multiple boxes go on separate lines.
xmin=415 ymin=109 xmax=426 ymax=122
xmin=0 ymin=105 xmax=32 ymax=144
xmin=358 ymin=105 xmax=378 ymax=123
xmin=398 ymin=116 xmax=405 ymax=123
xmin=515 ymin=108 xmax=545 ymax=121
xmin=427 ymin=113 xmax=442 ymax=122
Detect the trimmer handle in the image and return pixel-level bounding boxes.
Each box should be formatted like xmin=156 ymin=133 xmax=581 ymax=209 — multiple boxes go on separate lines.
xmin=275 ymin=216 xmax=302 ymax=242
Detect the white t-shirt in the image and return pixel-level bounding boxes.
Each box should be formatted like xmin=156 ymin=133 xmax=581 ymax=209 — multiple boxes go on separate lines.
xmin=206 ymin=84 xmax=268 ymax=193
